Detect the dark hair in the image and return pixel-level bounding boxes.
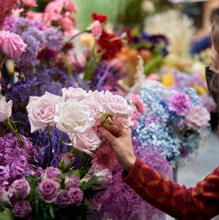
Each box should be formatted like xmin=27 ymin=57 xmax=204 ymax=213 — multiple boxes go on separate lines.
xmin=211 ymin=8 xmax=219 ymax=52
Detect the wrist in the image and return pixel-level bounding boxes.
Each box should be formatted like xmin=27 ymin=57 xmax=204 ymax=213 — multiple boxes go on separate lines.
xmin=123 ymin=154 xmax=136 ymax=171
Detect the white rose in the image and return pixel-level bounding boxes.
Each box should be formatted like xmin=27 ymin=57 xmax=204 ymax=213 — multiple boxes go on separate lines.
xmin=54 ymin=99 xmax=95 ymax=134
xmin=62 ymin=87 xmax=88 ymax=101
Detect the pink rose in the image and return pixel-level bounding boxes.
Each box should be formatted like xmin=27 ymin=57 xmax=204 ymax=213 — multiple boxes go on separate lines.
xmin=21 ymin=0 xmax=37 ymax=7
xmin=91 ymin=21 xmax=103 ymax=40
xmin=81 ymin=96 xmax=104 ymax=120
xmin=64 ymin=0 xmax=77 ymax=13
xmin=0 ymin=97 xmax=12 ymax=121
xmin=185 ymin=106 xmax=210 ymax=129
xmin=0 ymin=31 xmax=27 ymax=59
xmin=62 ymin=87 xmax=88 ymax=101
xmin=71 ymin=129 xmax=101 ymax=154
xmin=26 ymin=92 xmax=62 ymax=133
xmin=103 ymin=91 xmax=131 ymax=117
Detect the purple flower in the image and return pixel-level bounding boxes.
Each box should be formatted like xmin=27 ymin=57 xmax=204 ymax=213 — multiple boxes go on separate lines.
xmin=168 ymin=92 xmax=191 ymax=116
xmin=9 ymin=179 xmax=30 ymax=199
xmin=43 ymin=167 xmax=61 ymax=183
xmin=39 ymin=179 xmax=60 ymax=203
xmin=65 ymin=176 xmax=80 ymax=189
xmin=44 ymin=28 xmax=63 ymax=51
xmin=0 ymin=166 xmax=10 ymax=185
xmin=56 ymin=190 xmax=72 ymax=207
xmin=13 ymin=200 xmax=32 ymax=218
xmin=68 ymin=187 xmax=83 ymax=205
xmin=59 ymin=152 xmax=75 ymax=171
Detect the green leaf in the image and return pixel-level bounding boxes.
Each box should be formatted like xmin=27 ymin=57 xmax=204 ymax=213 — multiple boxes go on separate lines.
xmin=80 ymin=176 xmax=99 ymax=191
xmin=0 ymin=209 xmax=13 ymax=220
xmin=49 ymin=205 xmax=55 ymax=219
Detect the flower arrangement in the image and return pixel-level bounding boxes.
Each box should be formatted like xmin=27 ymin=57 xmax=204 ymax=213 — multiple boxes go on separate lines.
xmin=131 ymin=80 xmax=210 ymax=162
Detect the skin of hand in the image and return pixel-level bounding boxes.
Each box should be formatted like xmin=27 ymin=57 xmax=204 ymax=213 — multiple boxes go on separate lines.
xmin=100 ymin=125 xmax=136 ymax=171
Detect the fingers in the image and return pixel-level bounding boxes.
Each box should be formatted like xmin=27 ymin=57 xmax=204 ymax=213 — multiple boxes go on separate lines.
xmin=103 ymin=124 xmax=121 ymax=137
xmin=100 ymin=127 xmax=117 ymax=144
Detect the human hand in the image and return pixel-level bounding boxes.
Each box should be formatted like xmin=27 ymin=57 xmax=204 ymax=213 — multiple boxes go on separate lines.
xmin=100 ymin=125 xmax=136 ymax=171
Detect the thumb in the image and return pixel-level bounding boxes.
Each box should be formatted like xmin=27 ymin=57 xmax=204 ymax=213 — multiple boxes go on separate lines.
xmin=100 ymin=128 xmax=117 ymax=144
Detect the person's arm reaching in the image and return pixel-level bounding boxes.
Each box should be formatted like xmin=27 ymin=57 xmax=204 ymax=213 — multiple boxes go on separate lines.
xmin=100 ymin=125 xmax=219 ymax=220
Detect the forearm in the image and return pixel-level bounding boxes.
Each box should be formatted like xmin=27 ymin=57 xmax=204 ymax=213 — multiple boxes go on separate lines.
xmin=123 ymin=158 xmax=218 ymax=219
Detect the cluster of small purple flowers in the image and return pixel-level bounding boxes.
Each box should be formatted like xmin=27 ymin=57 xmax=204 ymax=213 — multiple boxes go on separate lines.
xmin=3 ymin=16 xmax=63 ymax=71
xmin=0 ymin=133 xmax=38 ymax=188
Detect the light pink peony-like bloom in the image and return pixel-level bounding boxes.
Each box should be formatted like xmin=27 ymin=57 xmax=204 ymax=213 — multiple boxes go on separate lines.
xmin=27 ymin=11 xmax=43 ymax=22
xmin=103 ymin=91 xmax=131 ymax=117
xmin=0 ymin=97 xmax=12 ymax=121
xmin=26 ymin=92 xmax=63 ymax=133
xmin=71 ymin=129 xmax=101 ymax=154
xmin=185 ymin=106 xmax=210 ymax=129
xmin=21 ymin=0 xmax=37 ymax=7
xmin=54 ymin=99 xmax=95 ymax=134
xmin=91 ymin=21 xmax=103 ymax=40
xmin=0 ymin=31 xmax=27 ymax=59
xmin=62 ymin=87 xmax=88 ymax=101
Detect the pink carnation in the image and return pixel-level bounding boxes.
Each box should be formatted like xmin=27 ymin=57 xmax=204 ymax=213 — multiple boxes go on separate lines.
xmin=131 ymin=95 xmax=146 ymax=114
xmin=0 ymin=31 xmax=27 ymax=59
xmin=0 ymin=0 xmax=18 ymax=27
xmin=91 ymin=21 xmax=103 ymax=40
xmin=21 ymin=0 xmax=37 ymax=7
xmin=185 ymin=106 xmax=210 ymax=129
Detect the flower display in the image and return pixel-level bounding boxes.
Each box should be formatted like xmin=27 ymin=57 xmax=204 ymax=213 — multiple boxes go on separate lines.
xmin=0 ymin=96 xmax=12 ymax=121
xmin=131 ymin=80 xmax=210 ymax=161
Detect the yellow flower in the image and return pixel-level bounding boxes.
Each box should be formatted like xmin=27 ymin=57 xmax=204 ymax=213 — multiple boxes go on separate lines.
xmin=79 ymin=33 xmax=95 ymax=49
xmin=161 ymin=73 xmax=174 ymax=87
xmin=192 ymin=84 xmax=207 ymax=95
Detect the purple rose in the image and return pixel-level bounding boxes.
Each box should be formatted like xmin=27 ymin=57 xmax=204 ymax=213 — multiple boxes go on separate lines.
xmin=65 ymin=176 xmax=80 ymax=189
xmin=39 ymin=179 xmax=60 ymax=203
xmin=56 ymin=190 xmax=72 ymax=207
xmin=59 ymin=152 xmax=75 ymax=171
xmin=13 ymin=200 xmax=32 ymax=218
xmin=43 ymin=167 xmax=61 ymax=182
xmin=0 ymin=166 xmax=10 ymax=185
xmin=168 ymin=92 xmax=191 ymax=116
xmin=68 ymin=187 xmax=83 ymax=205
xmin=9 ymin=179 xmax=30 ymax=199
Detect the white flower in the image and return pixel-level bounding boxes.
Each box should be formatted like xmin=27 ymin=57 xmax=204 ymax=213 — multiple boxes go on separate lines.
xmin=54 ymin=99 xmax=95 ymax=134
xmin=62 ymin=87 xmax=88 ymax=101
xmin=0 ymin=97 xmax=12 ymax=121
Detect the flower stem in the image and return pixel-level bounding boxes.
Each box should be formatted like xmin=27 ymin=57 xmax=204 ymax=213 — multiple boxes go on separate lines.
xmin=6 ymin=118 xmax=24 ymax=146
xmin=59 ymin=132 xmax=64 ymax=154
xmin=47 ymin=125 xmax=53 ymax=166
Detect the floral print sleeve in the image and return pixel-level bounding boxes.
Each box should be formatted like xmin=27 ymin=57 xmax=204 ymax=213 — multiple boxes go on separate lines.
xmin=123 ymin=158 xmax=219 ymax=220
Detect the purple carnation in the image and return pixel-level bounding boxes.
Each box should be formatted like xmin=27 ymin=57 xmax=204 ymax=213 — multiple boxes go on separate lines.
xmin=39 ymin=179 xmax=60 ymax=203
xmin=65 ymin=176 xmax=80 ymax=189
xmin=68 ymin=188 xmax=83 ymax=205
xmin=9 ymin=179 xmax=30 ymax=199
xmin=167 ymin=92 xmax=191 ymax=116
xmin=56 ymin=190 xmax=72 ymax=207
xmin=13 ymin=200 xmax=32 ymax=218
xmin=43 ymin=167 xmax=61 ymax=183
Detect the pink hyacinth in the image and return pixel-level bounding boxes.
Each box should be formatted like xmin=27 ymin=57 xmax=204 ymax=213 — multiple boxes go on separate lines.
xmin=0 ymin=31 xmax=27 ymax=59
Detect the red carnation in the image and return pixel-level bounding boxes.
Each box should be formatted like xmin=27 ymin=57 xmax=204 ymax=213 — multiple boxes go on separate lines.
xmin=97 ymin=30 xmax=123 ymax=60
xmin=91 ymin=13 xmax=108 ymax=23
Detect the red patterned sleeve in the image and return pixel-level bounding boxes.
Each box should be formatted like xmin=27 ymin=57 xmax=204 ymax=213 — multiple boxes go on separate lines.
xmin=123 ymin=158 xmax=219 ymax=219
